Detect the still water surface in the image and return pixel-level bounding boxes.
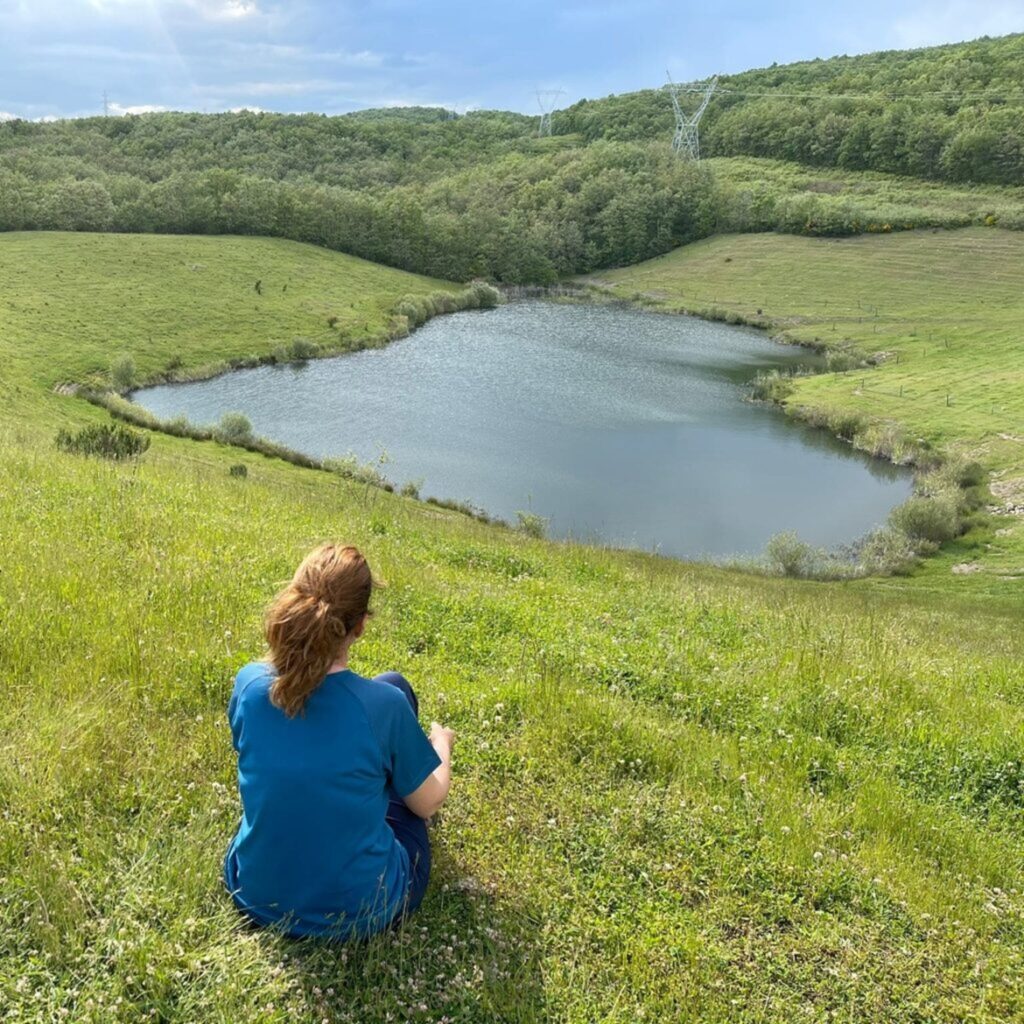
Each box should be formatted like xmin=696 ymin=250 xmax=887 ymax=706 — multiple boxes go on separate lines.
xmin=136 ymin=302 xmax=911 ymax=559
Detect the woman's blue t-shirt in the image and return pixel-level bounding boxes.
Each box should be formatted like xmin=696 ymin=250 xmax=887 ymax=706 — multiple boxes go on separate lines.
xmin=223 ymin=663 xmax=441 ymax=938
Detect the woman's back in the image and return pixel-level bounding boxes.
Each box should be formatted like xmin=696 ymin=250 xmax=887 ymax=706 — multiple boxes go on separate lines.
xmin=224 ymin=661 xmax=439 ymax=938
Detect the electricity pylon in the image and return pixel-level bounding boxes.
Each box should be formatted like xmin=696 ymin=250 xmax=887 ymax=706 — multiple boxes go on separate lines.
xmin=665 ymin=73 xmax=718 ymax=159
xmin=535 ymin=89 xmax=564 ymax=137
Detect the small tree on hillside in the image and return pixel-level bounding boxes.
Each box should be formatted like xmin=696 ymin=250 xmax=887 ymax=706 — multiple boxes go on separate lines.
xmin=110 ymin=353 xmax=136 ymax=392
xmin=214 ymin=411 xmax=254 ymax=445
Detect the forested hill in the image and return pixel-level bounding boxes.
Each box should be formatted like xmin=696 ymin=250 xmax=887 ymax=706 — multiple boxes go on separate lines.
xmin=2 ymin=33 xmax=1023 ymax=283
xmin=561 ymin=33 xmax=1024 ymax=184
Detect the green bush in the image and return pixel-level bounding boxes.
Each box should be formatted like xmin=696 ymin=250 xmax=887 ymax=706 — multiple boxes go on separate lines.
xmin=830 ymin=411 xmax=865 ymax=441
xmin=323 ymin=453 xmax=389 ymax=488
xmin=55 ymin=423 xmax=150 ymax=460
xmin=429 ymin=291 xmax=458 ymax=314
xmin=750 ymin=369 xmax=793 ymax=403
xmin=516 ymin=510 xmax=549 ymax=539
xmin=855 ymin=420 xmax=916 ymax=464
xmin=228 ymin=464 xmax=248 ymax=478
xmin=925 ymin=458 xmax=987 ymax=490
xmin=388 ymin=315 xmax=412 ymax=338
xmin=466 ymin=280 xmax=501 ymax=309
xmin=764 ymin=531 xmax=818 ymax=578
xmin=163 ymin=415 xmax=194 ymax=438
xmin=393 ymin=284 xmax=500 ymax=328
xmin=400 ymin=478 xmax=423 ymax=500
xmin=858 ymin=526 xmax=918 ymax=575
xmin=955 ymin=460 xmax=987 ymax=488
xmin=890 ymin=494 xmax=960 ymax=544
xmin=110 ymin=353 xmax=136 ymax=391
xmin=826 ymin=349 xmax=861 ymax=373
xmin=425 ymin=495 xmax=497 ymax=524
xmin=290 ymin=338 xmax=319 ymax=361
xmin=214 ymin=411 xmax=254 ymax=445
xmin=394 ymin=299 xmax=425 ymax=326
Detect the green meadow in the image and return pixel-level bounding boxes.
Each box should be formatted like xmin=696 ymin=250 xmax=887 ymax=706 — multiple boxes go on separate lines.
xmin=0 ymin=231 xmax=457 ymax=411
xmin=2 ymin=230 xmax=1023 ymax=1022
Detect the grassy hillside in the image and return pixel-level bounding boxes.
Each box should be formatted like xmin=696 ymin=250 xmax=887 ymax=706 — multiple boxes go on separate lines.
xmin=710 ymin=157 xmax=1024 ymax=232
xmin=0 ymin=232 xmax=456 ymax=411
xmin=585 ymin=227 xmax=1024 ymax=590
xmin=1 ymin=232 xmax=1024 ymax=1021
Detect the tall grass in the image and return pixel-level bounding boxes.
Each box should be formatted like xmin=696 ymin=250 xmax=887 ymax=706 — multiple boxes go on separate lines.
xmin=1 ymin=432 xmax=1023 ymax=1021
xmin=2 ymin=229 xmax=1023 ymax=1019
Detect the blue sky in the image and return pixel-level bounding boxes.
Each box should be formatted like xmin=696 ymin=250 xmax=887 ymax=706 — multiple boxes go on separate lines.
xmin=1 ymin=0 xmax=1022 ymax=120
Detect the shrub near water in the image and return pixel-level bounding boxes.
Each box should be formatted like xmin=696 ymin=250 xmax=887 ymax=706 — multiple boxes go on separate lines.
xmin=54 ymin=423 xmax=150 ymax=460
xmin=289 ymin=337 xmax=320 ymax=361
xmin=764 ymin=531 xmax=819 ymax=578
xmin=515 ymin=511 xmax=549 ymax=539
xmin=110 ymin=353 xmax=136 ymax=392
xmin=213 ymin=412 xmax=255 ymax=446
xmin=393 ymin=280 xmax=501 ymax=328
xmin=891 ymin=493 xmax=962 ymax=546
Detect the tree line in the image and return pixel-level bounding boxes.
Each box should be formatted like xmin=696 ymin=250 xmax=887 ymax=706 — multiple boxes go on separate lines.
xmin=1 ymin=33 xmax=1022 ymax=283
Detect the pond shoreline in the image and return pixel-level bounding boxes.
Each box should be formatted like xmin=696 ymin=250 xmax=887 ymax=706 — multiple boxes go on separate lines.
xmin=65 ymin=284 xmax=938 ymax=573
xmin=124 ymin=300 xmax=915 ymax=566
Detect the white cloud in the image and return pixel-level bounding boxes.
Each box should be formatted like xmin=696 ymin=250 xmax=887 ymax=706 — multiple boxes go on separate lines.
xmin=221 ymin=42 xmax=386 ymax=68
xmin=197 ymin=78 xmax=355 ymax=96
xmin=323 ymin=49 xmax=383 ymax=69
xmin=80 ymin=0 xmax=260 ymax=20
xmin=109 ymin=101 xmax=168 ymax=114
xmin=0 ymin=111 xmax=19 ymax=121
xmin=184 ymin=0 xmax=259 ymax=20
xmin=30 ymin=42 xmax=164 ymax=62
xmin=892 ymin=1 xmax=1024 ymax=48
xmin=378 ymin=98 xmax=451 ymax=109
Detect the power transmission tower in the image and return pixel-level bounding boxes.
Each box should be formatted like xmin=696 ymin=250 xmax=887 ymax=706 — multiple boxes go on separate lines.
xmin=535 ymin=89 xmax=564 ymax=137
xmin=664 ymin=73 xmax=717 ymax=159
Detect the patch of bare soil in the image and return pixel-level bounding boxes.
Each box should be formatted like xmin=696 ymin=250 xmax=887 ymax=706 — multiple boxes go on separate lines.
xmin=991 ymin=477 xmax=1024 ymax=516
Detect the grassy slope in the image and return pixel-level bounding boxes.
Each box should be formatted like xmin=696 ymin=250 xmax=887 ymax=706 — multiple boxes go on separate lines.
xmin=585 ymin=227 xmax=1024 ymax=592
xmin=710 ymin=157 xmax=1024 ymax=227
xmin=2 ymin=233 xmax=1024 ymax=1023
xmin=0 ymin=231 xmax=455 ymax=417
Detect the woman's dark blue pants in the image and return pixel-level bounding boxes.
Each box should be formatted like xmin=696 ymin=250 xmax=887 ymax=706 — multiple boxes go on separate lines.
xmin=373 ymin=672 xmax=432 ymax=917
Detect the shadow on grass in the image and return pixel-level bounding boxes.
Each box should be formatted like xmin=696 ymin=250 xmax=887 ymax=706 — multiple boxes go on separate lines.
xmin=265 ymin=842 xmax=547 ymax=1023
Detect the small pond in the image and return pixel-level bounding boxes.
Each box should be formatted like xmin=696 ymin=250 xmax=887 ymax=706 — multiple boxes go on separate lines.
xmin=135 ymin=301 xmax=912 ymax=559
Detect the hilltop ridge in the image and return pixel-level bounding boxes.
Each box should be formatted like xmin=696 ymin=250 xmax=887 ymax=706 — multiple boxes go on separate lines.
xmin=2 ymin=33 xmax=1023 ymax=285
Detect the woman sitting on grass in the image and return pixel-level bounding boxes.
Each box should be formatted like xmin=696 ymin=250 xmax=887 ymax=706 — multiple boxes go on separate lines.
xmin=224 ymin=542 xmax=455 ymax=939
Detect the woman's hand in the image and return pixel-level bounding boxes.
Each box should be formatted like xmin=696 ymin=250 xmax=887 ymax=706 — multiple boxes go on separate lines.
xmin=429 ymin=722 xmax=456 ymax=751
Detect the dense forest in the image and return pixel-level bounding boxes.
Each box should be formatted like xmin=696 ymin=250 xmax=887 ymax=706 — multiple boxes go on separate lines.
xmin=564 ymin=33 xmax=1024 ymax=184
xmin=1 ymin=33 xmax=1022 ymax=283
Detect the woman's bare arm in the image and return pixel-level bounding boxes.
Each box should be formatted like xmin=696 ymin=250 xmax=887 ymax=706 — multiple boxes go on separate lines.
xmin=403 ymin=722 xmax=455 ymax=820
